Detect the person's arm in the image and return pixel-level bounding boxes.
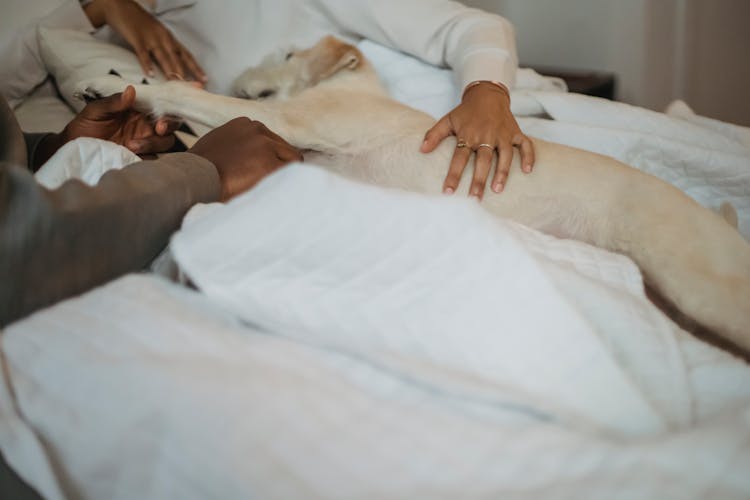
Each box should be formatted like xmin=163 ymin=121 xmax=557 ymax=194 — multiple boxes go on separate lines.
xmin=24 ymin=85 xmax=179 ymax=170
xmin=0 ymin=107 xmax=301 ymax=326
xmin=317 ymin=0 xmax=533 ymax=198
xmin=0 ymin=0 xmax=205 ymax=108
xmin=83 ymin=0 xmax=206 ymax=82
xmin=317 ymin=0 xmax=517 ymax=91
xmin=0 ymin=75 xmax=299 ymax=326
xmin=0 ymin=153 xmax=220 ymax=326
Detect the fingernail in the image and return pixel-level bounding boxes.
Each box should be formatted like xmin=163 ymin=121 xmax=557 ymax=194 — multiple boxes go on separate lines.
xmin=470 ymin=187 xmax=480 ymax=197
xmin=443 ymin=187 xmax=454 ymax=195
xmin=492 ymin=182 xmax=502 ymax=193
xmin=523 ymin=164 xmax=532 ymax=173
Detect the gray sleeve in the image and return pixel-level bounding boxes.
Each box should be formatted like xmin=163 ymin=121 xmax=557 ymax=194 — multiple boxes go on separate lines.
xmin=0 ymin=96 xmax=27 ymax=166
xmin=1 ymin=77 xmax=54 ymax=170
xmin=0 ymin=152 xmax=221 ymax=326
xmin=23 ymin=133 xmax=51 ymax=170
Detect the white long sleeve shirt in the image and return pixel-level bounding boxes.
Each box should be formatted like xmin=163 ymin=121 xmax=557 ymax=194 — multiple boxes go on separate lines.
xmin=155 ymin=0 xmax=518 ymax=95
xmin=1 ymin=0 xmax=518 ymax=105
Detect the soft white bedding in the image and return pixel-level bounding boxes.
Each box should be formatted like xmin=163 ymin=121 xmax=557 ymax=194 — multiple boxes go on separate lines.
xmin=34 ymin=137 xmax=140 ymax=189
xmin=3 ymin=165 xmax=750 ymax=499
xmin=2 ymin=40 xmax=749 ymax=500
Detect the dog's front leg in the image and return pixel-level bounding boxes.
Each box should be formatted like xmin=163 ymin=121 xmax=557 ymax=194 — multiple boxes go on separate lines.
xmin=77 ymin=77 xmax=311 ymax=147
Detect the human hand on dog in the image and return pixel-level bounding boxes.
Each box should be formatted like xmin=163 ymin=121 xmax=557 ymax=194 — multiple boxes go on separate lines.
xmin=83 ymin=0 xmax=207 ymax=84
xmin=420 ymin=82 xmax=535 ymax=200
xmin=188 ymin=117 xmax=303 ymax=201
xmin=32 ymin=85 xmax=177 ymax=169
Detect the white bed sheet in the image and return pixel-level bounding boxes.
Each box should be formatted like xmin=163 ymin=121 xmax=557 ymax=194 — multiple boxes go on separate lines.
xmin=3 ymin=165 xmax=750 ymax=499
xmin=2 ymin=277 xmax=750 ymax=500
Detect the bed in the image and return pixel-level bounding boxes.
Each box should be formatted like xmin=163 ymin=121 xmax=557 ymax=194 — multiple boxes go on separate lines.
xmin=2 ymin=31 xmax=750 ymax=500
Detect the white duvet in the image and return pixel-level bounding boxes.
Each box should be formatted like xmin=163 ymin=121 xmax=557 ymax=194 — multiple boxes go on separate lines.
xmin=4 ymin=166 xmax=750 ymax=499
xmin=1 ymin=42 xmax=750 ymax=500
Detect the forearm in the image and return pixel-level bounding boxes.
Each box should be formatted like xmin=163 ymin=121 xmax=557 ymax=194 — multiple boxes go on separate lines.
xmin=0 ymin=153 xmax=220 ymax=326
xmin=25 ymin=133 xmax=66 ymax=171
xmin=317 ymin=0 xmax=518 ymax=89
xmin=448 ymin=16 xmax=518 ymax=90
xmin=82 ymin=0 xmax=108 ymax=28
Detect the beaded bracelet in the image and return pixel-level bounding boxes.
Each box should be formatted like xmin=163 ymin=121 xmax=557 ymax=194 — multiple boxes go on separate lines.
xmin=462 ymin=80 xmax=510 ymax=100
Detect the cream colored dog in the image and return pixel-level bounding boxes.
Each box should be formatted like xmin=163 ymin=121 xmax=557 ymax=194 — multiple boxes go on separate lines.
xmin=78 ymin=36 xmax=750 ymax=352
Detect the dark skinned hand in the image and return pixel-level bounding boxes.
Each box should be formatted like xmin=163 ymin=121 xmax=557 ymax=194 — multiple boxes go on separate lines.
xmin=32 ymin=85 xmax=178 ymax=170
xmin=188 ymin=117 xmax=303 ymax=201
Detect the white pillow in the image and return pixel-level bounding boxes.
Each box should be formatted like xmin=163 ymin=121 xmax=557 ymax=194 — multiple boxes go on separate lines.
xmin=36 ymin=27 xmax=217 ymax=137
xmin=38 ymin=27 xmax=165 ymax=112
xmin=35 ymin=137 xmax=140 ymax=189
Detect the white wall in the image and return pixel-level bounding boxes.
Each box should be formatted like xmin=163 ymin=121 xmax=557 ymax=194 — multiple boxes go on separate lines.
xmin=463 ymin=0 xmax=750 ymax=126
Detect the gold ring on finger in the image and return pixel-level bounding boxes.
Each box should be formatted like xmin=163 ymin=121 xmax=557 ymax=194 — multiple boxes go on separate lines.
xmin=476 ymin=143 xmax=495 ymax=152
xmin=456 ymin=139 xmax=468 ymax=148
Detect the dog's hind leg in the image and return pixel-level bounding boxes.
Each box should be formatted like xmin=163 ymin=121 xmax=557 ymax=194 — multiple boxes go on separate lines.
xmin=600 ymin=160 xmax=750 ymax=352
xmin=476 ymin=139 xmax=750 ymax=352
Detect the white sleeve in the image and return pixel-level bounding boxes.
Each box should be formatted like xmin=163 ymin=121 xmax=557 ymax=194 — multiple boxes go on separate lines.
xmin=315 ymin=0 xmax=518 ymax=90
xmin=0 ymin=0 xmax=95 ymax=107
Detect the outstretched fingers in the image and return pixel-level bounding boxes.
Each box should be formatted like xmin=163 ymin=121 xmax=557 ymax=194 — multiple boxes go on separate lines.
xmin=443 ymin=141 xmax=472 ymax=194
xmin=421 ymin=115 xmax=453 ymax=154
xmin=492 ymin=142 xmax=513 ymax=193
xmin=178 ymin=42 xmax=207 ymax=84
xmin=516 ymin=134 xmax=535 ymax=173
xmin=134 ymin=45 xmax=155 ymax=77
xmin=128 ymin=134 xmax=176 ymax=155
xmin=470 ymin=145 xmax=495 ymax=199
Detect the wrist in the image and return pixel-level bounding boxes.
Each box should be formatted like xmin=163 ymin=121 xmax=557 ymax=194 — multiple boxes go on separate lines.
xmin=82 ymin=0 xmax=111 ymax=28
xmin=30 ymin=133 xmax=67 ymax=171
xmin=462 ymin=80 xmax=511 ymax=103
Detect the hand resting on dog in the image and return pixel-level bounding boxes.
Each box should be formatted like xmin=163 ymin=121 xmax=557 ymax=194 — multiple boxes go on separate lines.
xmin=189 ymin=117 xmax=303 ymax=201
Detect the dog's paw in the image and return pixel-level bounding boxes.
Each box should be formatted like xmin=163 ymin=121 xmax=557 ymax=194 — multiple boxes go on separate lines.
xmin=74 ymin=75 xmax=131 ymax=102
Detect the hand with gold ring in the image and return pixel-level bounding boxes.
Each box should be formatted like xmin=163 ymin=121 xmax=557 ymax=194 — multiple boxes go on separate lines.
xmin=420 ymin=81 xmax=535 ymax=200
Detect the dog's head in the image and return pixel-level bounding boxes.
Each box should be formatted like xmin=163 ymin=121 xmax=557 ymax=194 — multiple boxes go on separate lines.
xmin=232 ymin=35 xmax=361 ymax=101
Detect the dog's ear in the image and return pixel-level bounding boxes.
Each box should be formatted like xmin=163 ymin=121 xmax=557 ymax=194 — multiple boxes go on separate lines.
xmin=304 ymin=36 xmax=361 ymax=85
